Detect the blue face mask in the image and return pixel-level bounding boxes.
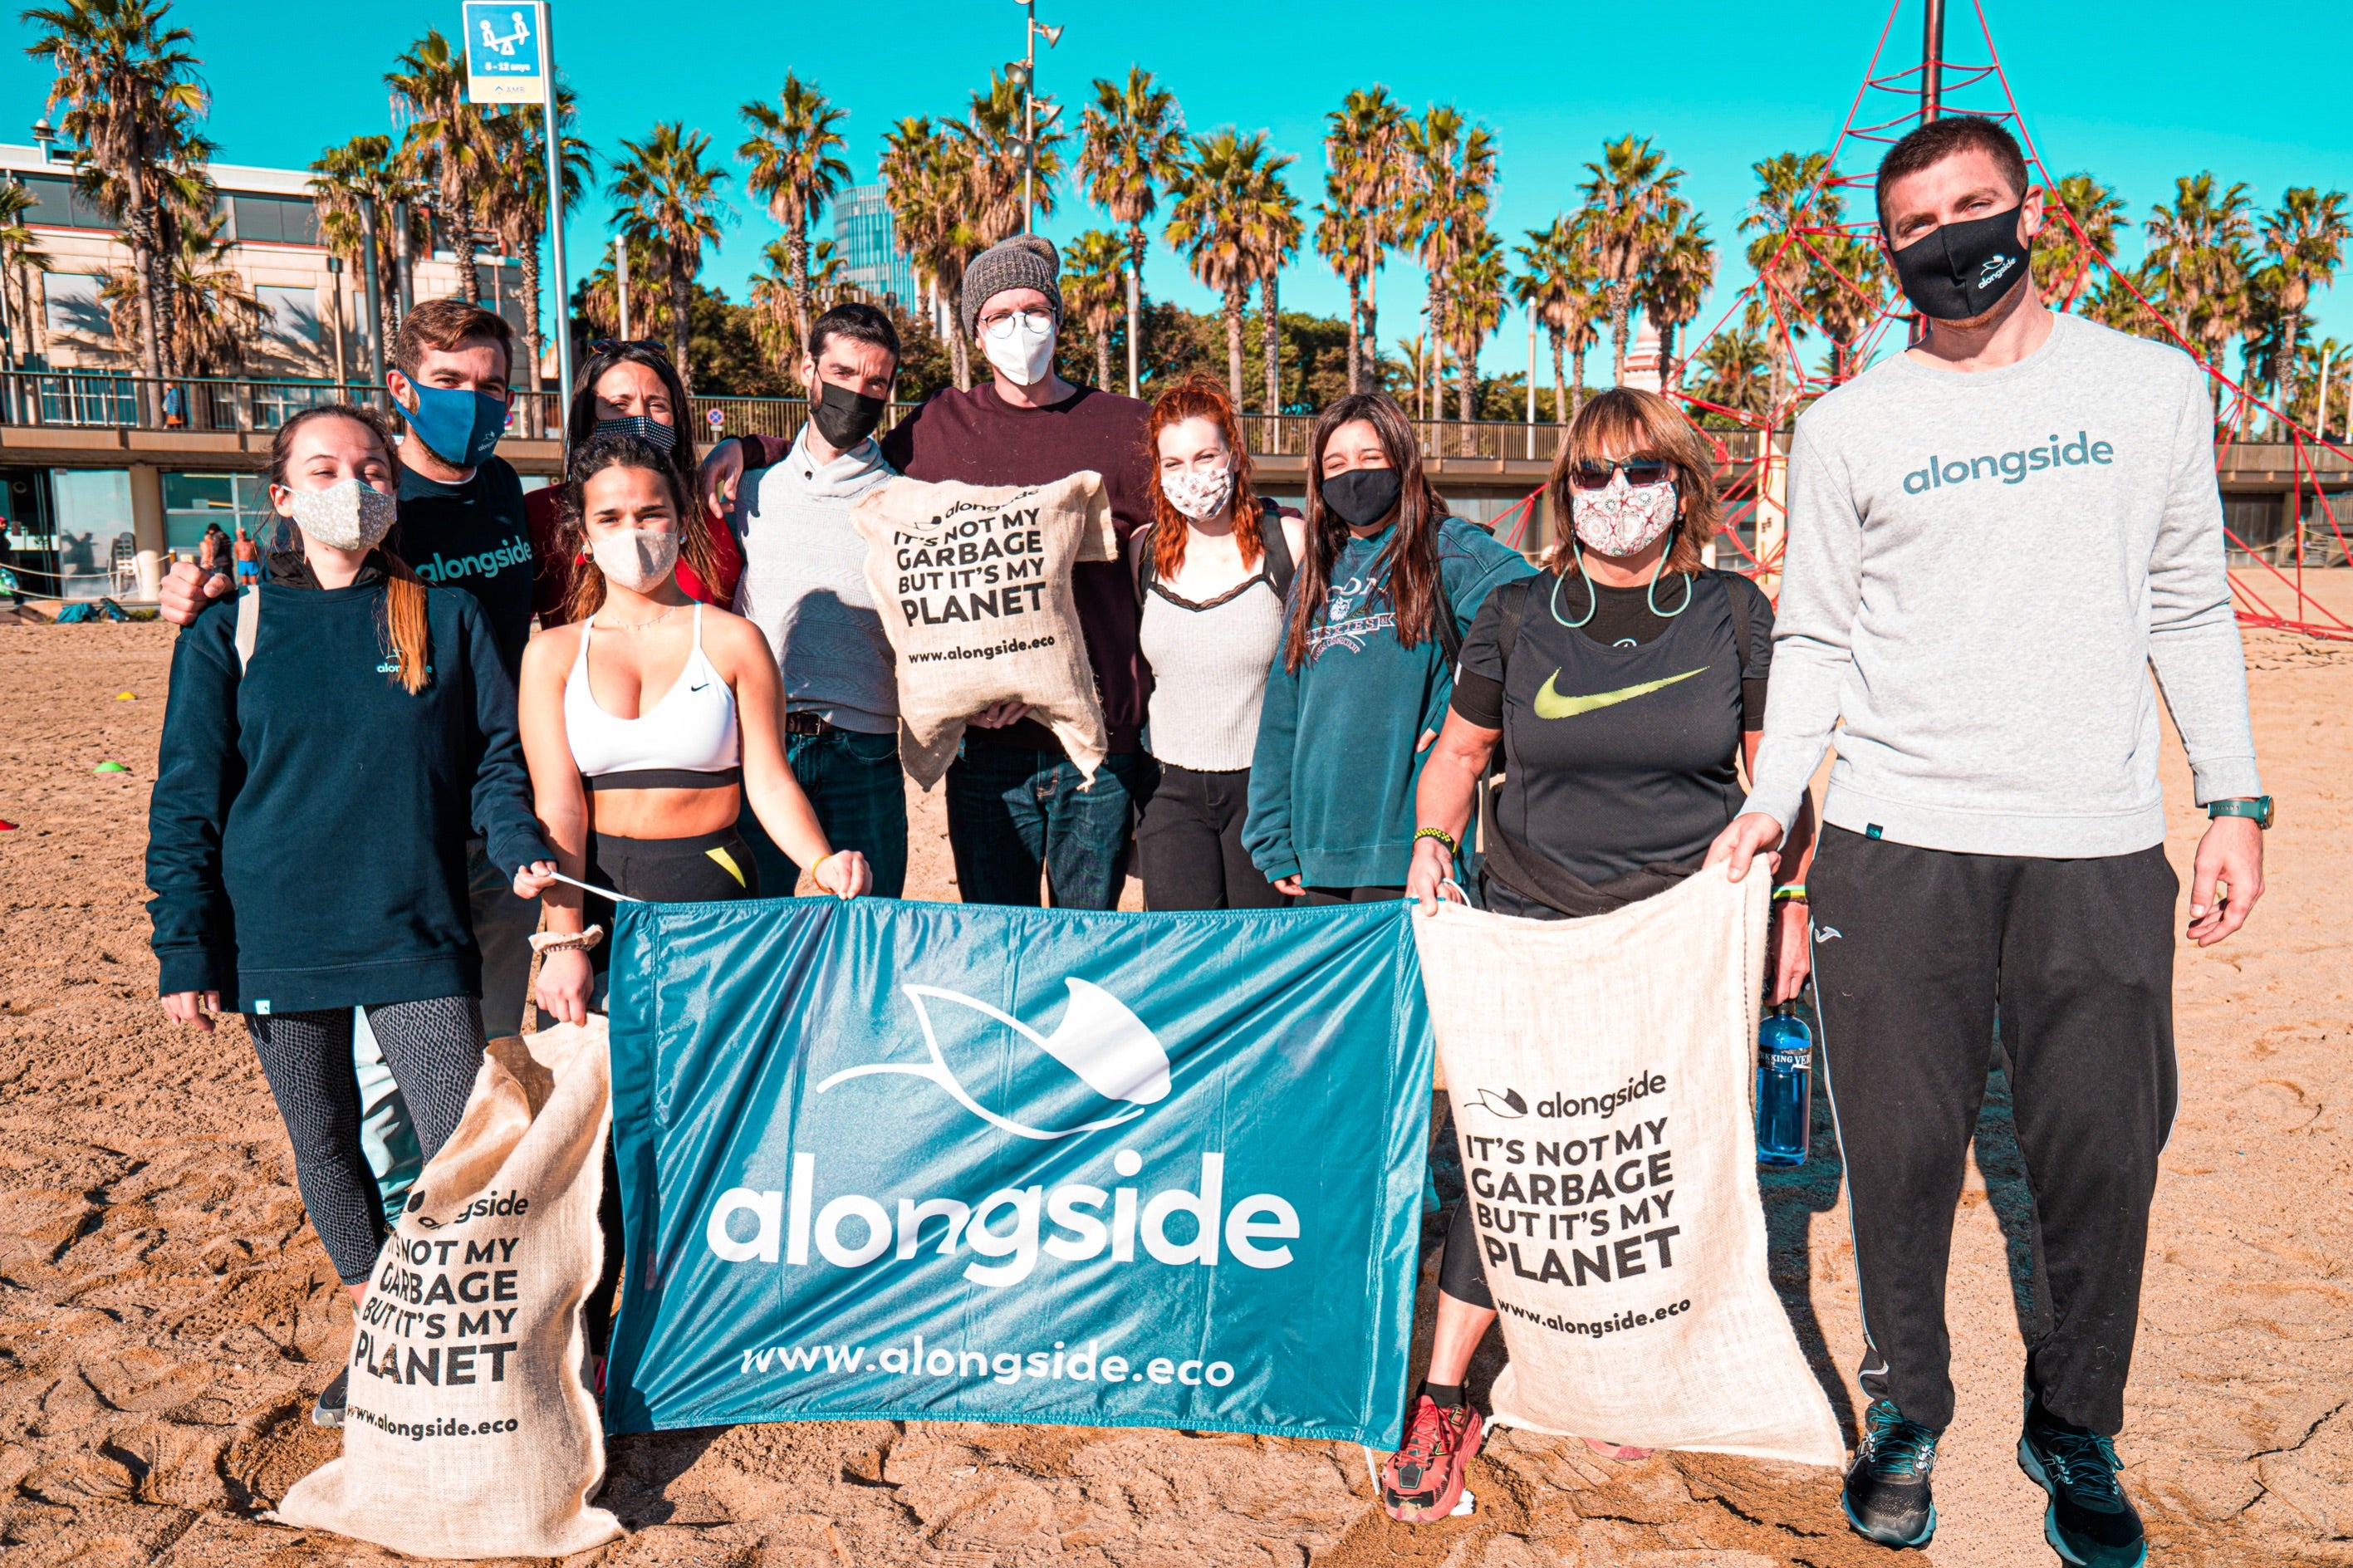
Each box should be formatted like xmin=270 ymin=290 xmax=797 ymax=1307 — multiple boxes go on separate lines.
xmin=400 ymin=380 xmax=509 ymax=468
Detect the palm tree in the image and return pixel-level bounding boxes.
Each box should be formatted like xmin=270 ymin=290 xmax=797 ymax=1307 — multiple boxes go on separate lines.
xmin=479 ymin=89 xmax=590 ymax=429
xmin=1580 ymin=135 xmax=1682 ymax=385
xmin=2146 ymin=174 xmax=2257 ymax=417
xmin=880 ymin=115 xmax=980 ymax=390
xmin=0 ymin=180 xmax=50 ymax=367
xmin=955 ymin=71 xmax=1064 ymax=246
xmin=2260 ymin=187 xmax=2349 ymax=423
xmin=1799 ymin=232 xmax=1888 ymax=384
xmin=1639 ymin=203 xmax=1715 ymax=394
xmin=1689 ymin=318 xmax=1771 ymax=419
xmin=105 ymin=206 xmax=257 ymax=378
xmin=386 ymin=28 xmax=495 ymax=306
xmin=22 ymin=0 xmax=203 ymax=400
xmin=1061 ymin=228 xmax=1126 ymax=390
xmin=73 ymin=90 xmax=211 ymax=375
xmin=2081 ymin=261 xmax=2162 ymax=338
xmin=1442 ymin=226 xmax=1506 ymax=424
xmin=309 ymin=135 xmax=409 ymax=359
xmin=1394 ymin=332 xmax=1429 ymax=417
xmin=1404 ymin=105 xmax=1498 ymax=423
xmin=1740 ymin=151 xmax=1836 ymax=423
xmin=1246 ymin=154 xmax=1303 ymax=416
xmin=1165 ymin=129 xmax=1282 ymax=404
xmin=610 ymin=122 xmax=733 ymax=389
xmin=1512 ymin=215 xmax=1599 ymax=421
xmin=1077 ymin=67 xmax=1184 ymax=395
xmin=747 ymin=236 xmax=797 ymax=367
xmin=2035 ymin=172 xmax=2125 ymax=311
xmin=738 ymin=74 xmax=851 ymax=390
xmin=1321 ymin=86 xmax=1409 ymax=394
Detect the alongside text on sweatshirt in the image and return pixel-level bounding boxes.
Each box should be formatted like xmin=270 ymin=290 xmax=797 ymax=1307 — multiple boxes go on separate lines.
xmin=1245 ymin=517 xmax=1533 ymax=887
xmin=145 ymin=574 xmax=550 ymax=1012
xmin=1743 ymin=312 xmax=2262 ymax=858
xmin=391 ymin=455 xmax=536 ymax=680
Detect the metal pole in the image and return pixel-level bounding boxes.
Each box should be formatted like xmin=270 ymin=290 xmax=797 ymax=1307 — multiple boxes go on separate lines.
xmin=358 ymin=200 xmax=387 ymax=387
xmin=540 ymin=2 xmax=575 ymax=418
xmin=1125 ymin=262 xmax=1139 ymax=397
xmin=1921 ymin=0 xmax=1945 ymax=124
xmin=1021 ymin=2 xmax=1036 ymax=234
xmin=1525 ymin=309 xmax=1537 ymax=459
xmin=615 ymin=234 xmax=630 ymax=340
xmin=2316 ymin=347 xmax=2334 ymax=442
xmin=391 ymin=200 xmax=415 ymax=321
xmin=326 ymin=254 xmax=348 ymax=387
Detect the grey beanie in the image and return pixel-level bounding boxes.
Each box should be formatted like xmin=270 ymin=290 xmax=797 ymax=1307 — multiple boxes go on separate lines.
xmin=960 ymin=233 xmax=1061 ymax=339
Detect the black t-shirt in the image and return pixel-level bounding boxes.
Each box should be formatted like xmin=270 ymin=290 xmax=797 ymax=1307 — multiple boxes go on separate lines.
xmin=1453 ymin=570 xmax=1773 ymax=885
xmin=390 ymin=455 xmax=537 ymax=680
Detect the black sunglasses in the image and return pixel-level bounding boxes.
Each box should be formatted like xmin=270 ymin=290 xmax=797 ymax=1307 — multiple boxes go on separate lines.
xmin=1571 ymin=458 xmax=1673 ymax=491
xmin=588 ymin=337 xmax=667 ymax=355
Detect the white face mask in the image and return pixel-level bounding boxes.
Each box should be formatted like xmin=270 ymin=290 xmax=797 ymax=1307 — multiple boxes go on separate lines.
xmin=287 ymin=478 xmax=398 ymax=553
xmin=590 ymin=527 xmax=679 ymax=593
xmin=1160 ymin=463 xmax=1235 ymax=522
xmin=1571 ymin=470 xmax=1679 ymax=558
xmin=981 ymin=310 xmax=1057 ymax=386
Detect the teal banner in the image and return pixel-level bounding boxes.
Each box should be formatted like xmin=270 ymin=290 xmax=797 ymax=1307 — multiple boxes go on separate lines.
xmin=602 ymin=898 xmax=1433 ymax=1446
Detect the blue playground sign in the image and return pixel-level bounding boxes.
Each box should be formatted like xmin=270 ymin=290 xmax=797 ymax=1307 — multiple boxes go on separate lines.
xmin=463 ymin=2 xmax=545 ymax=105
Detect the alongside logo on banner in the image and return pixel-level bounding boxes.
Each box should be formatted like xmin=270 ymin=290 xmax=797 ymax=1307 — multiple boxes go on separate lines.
xmin=601 ymin=898 xmax=1434 ymax=1446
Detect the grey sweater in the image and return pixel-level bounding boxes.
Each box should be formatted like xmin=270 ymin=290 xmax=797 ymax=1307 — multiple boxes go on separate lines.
xmin=1743 ymin=312 xmax=2261 ymax=858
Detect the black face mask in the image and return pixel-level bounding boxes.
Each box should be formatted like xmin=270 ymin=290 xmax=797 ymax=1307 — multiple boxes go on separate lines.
xmin=809 ymin=380 xmax=888 ymax=450
xmin=1888 ymin=203 xmax=2030 ymax=323
xmin=1322 ymin=465 xmax=1402 ymax=528
xmin=591 ymin=414 xmax=677 ymax=454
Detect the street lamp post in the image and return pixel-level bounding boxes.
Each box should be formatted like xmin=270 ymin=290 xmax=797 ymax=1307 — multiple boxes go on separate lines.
xmin=1013 ymin=0 xmax=1062 ymax=235
xmin=357 ymin=198 xmax=388 ymax=389
xmin=615 ymin=233 xmax=631 ymax=340
xmin=540 ymin=1 xmax=574 ymax=416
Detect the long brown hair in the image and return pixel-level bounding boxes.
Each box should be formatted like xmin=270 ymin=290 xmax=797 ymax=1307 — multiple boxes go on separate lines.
xmin=1284 ymin=391 xmax=1449 ymax=673
xmin=566 ymin=342 xmax=721 ymax=596
xmin=1542 ymin=387 xmax=1722 ymax=576
xmin=267 ymin=404 xmax=430 ymax=695
xmin=1142 ymin=375 xmax=1261 ymax=578
xmin=557 ymin=434 xmax=695 ymax=625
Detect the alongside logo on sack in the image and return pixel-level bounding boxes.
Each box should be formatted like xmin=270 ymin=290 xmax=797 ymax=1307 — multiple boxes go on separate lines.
xmin=1466 ymin=1072 xmax=1668 ymax=1122
xmin=708 ymin=975 xmax=1302 ymax=1288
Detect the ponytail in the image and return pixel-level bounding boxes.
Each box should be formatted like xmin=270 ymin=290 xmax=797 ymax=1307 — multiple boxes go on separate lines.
xmin=379 ymin=551 xmax=432 ymax=694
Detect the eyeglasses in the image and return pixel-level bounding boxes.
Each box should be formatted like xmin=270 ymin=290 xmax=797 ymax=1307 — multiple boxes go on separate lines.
xmin=1571 ymin=458 xmax=1673 ymax=491
xmin=978 ymin=308 xmax=1055 ymax=339
xmin=588 ymin=338 xmax=666 ymax=355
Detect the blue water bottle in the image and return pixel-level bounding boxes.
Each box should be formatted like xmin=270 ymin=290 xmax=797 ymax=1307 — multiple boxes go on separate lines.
xmin=1755 ymin=1003 xmax=1812 ymax=1168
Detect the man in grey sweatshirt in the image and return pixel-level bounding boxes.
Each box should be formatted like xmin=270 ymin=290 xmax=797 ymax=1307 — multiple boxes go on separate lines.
xmin=1711 ymin=117 xmax=2267 ymax=1566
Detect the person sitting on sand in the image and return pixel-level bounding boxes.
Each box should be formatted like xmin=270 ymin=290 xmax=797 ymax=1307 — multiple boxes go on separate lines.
xmin=145 ymin=403 xmax=560 ymax=1428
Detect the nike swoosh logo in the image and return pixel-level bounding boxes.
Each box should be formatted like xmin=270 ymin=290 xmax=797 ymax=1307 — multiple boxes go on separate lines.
xmin=1532 ymin=666 xmax=1707 ymax=719
xmin=689 ymin=681 xmax=710 ymax=692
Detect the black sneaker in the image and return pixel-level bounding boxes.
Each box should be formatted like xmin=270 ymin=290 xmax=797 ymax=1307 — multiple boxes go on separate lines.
xmin=2017 ymin=1402 xmax=2146 ymax=1567
xmin=1842 ymin=1398 xmax=1938 ymax=1548
xmin=311 ymin=1368 xmax=347 ymax=1428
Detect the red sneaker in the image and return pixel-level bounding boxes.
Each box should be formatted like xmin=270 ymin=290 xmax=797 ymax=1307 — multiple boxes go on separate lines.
xmin=1380 ymin=1394 xmax=1483 ymax=1522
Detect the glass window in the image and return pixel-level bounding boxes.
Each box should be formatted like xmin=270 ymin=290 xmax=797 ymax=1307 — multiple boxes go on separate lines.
xmin=225 ymin=193 xmax=319 ymax=247
xmin=50 ymin=468 xmax=132 ymax=599
xmin=257 ymin=284 xmax=321 ymax=347
xmin=42 ymin=272 xmax=108 ymax=338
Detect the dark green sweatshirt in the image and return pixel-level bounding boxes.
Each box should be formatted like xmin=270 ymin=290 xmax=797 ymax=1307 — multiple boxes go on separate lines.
xmin=145 ymin=566 xmax=548 ymax=1012
xmin=1245 ymin=517 xmax=1533 ymax=887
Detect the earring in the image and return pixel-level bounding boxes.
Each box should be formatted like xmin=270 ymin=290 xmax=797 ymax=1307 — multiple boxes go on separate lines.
xmin=577 ymin=546 xmax=591 ymax=563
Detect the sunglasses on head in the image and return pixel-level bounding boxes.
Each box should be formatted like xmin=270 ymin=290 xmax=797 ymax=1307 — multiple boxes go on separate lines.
xmin=588 ymin=337 xmax=666 ymax=355
xmin=1571 ymin=458 xmax=1672 ymax=491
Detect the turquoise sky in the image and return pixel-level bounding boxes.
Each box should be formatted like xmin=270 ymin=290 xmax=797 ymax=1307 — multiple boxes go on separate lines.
xmin=5 ymin=0 xmax=2350 ymax=381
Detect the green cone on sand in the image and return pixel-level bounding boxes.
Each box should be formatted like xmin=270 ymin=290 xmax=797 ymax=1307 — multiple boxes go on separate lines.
xmin=93 ymin=761 xmax=129 ymax=774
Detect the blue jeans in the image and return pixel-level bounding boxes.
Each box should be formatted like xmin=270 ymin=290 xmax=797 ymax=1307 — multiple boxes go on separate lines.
xmin=945 ymin=745 xmax=1143 ymax=909
xmin=738 ymin=725 xmax=909 ymax=898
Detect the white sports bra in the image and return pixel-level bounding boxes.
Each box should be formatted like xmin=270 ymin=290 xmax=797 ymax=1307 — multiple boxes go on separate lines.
xmin=564 ymin=603 xmax=742 ymax=791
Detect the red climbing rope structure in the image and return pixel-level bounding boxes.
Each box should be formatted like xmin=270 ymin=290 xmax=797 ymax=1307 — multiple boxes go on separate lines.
xmin=1673 ymin=0 xmax=2353 ymax=639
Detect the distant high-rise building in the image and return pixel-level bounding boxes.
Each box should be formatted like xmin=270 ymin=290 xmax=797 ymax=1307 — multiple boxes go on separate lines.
xmin=831 ymin=184 xmax=917 ymax=307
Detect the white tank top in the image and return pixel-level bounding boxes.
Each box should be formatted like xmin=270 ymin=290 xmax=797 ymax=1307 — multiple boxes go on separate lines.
xmin=564 ymin=603 xmax=742 ymax=789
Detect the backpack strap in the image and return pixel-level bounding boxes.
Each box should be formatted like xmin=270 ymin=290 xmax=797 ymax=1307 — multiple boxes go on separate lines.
xmin=1713 ymin=568 xmax=1757 ymax=674
xmin=1257 ymin=498 xmax=1296 ymax=599
xmin=1129 ymin=522 xmax=1156 ymax=610
xmin=233 ymin=587 xmax=260 ymax=674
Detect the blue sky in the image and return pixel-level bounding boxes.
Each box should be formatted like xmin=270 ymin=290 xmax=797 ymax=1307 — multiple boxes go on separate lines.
xmin=6 ymin=0 xmax=2351 ymax=380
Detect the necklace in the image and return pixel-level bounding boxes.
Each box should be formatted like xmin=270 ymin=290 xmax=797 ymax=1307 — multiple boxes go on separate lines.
xmin=593 ymin=603 xmax=681 ymax=632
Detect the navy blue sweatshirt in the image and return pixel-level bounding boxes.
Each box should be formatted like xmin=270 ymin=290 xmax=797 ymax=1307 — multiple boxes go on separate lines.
xmin=145 ymin=568 xmax=549 ymax=1012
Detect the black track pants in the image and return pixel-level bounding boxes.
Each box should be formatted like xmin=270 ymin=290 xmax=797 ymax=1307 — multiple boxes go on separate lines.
xmin=246 ymin=997 xmax=488 ymax=1284
xmin=1809 ymin=826 xmax=2179 ymax=1437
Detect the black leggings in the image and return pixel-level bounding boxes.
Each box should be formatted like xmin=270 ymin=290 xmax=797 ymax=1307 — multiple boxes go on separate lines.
xmin=1303 ymin=884 xmax=1408 ymax=904
xmin=1438 ymin=1195 xmax=1494 ymax=1311
xmin=246 ymin=997 xmax=488 ymax=1284
xmin=584 ymin=826 xmax=760 ymax=1358
xmin=1137 ymin=764 xmax=1287 ymax=910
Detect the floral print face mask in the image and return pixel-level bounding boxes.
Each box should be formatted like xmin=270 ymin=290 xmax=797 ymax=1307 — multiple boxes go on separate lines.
xmin=1570 ymin=470 xmax=1679 ymax=558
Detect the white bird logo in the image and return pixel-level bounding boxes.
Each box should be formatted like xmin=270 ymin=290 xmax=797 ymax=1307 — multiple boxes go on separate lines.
xmin=815 ymin=980 xmax=1170 ymax=1140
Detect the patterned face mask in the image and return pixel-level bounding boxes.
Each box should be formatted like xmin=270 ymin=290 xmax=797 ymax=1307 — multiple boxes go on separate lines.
xmin=287 ymin=479 xmax=399 ymax=552
xmin=590 ymin=527 xmax=679 ymax=592
xmin=1570 ymin=470 xmax=1679 ymax=557
xmin=1160 ymin=463 xmax=1234 ymax=522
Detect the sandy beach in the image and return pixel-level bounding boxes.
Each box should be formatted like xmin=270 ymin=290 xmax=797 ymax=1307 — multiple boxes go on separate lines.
xmin=1 ymin=600 xmax=2346 ymax=1566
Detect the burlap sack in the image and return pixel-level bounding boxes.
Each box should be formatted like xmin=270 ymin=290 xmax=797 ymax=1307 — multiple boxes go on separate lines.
xmin=273 ymin=1019 xmax=624 ymax=1557
xmin=853 ymin=470 xmax=1119 ymax=787
xmin=1411 ymin=870 xmax=1844 ymax=1466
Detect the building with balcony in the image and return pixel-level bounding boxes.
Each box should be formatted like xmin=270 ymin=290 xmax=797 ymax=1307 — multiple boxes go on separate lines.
xmin=0 ymin=141 xmax=535 ymax=600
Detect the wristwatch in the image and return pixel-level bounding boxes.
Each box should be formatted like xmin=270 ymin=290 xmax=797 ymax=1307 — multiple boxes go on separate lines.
xmin=2208 ymin=796 xmax=2274 ymax=830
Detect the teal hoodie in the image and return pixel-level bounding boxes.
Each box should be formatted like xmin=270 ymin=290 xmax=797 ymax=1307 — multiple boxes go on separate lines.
xmin=1244 ymin=517 xmax=1533 ymax=887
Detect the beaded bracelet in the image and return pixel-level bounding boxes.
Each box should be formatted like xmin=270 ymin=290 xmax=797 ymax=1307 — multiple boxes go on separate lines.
xmin=528 ymin=924 xmax=605 ymax=954
xmin=1413 ymin=826 xmax=1459 ymax=855
xmin=1772 ymin=884 xmax=1808 ymax=903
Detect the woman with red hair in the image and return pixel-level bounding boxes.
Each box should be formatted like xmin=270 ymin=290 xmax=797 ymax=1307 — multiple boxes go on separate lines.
xmin=1130 ymin=377 xmax=1307 ymax=909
